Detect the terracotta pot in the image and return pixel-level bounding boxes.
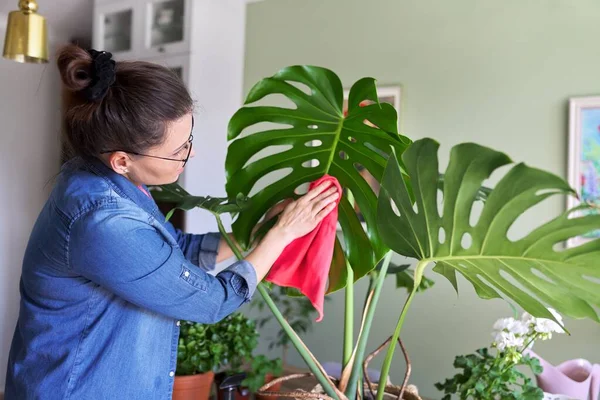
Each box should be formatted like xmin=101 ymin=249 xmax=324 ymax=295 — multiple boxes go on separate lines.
xmin=256 ymin=373 xmax=282 ymax=400
xmin=172 ymin=371 xmax=215 ymax=400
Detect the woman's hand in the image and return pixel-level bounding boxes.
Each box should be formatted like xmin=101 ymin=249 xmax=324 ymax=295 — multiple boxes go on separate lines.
xmin=272 ymin=182 xmax=339 ymax=245
xmin=244 ymin=181 xmax=339 ymax=282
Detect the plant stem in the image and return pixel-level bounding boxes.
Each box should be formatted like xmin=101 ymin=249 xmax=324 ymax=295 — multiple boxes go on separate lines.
xmin=257 ymin=285 xmax=340 ymax=399
xmin=375 ymin=260 xmax=426 ymax=400
xmin=343 ymin=260 xmax=354 ymax=368
xmin=344 ymin=252 xmax=393 ymax=399
xmin=214 ymin=214 xmax=340 ymax=400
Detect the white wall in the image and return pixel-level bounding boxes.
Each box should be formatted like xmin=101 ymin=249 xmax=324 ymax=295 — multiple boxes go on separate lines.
xmin=182 ymin=0 xmax=247 ymax=233
xmin=0 ymin=22 xmax=65 ymax=388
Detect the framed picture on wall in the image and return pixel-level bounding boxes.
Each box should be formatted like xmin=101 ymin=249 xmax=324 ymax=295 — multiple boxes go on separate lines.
xmin=342 ymin=85 xmax=402 ymax=224
xmin=567 ymin=96 xmax=600 ymax=247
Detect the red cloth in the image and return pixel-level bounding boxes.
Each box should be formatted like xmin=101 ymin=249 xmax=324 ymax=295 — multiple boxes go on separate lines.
xmin=266 ymin=175 xmax=342 ymax=322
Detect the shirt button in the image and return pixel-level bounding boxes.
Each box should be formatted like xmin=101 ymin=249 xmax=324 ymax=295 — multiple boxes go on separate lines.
xmin=169 ymin=371 xmax=175 ymax=377
xmin=183 ymin=271 xmax=190 ymax=278
xmin=176 ymin=321 xmax=181 ymax=326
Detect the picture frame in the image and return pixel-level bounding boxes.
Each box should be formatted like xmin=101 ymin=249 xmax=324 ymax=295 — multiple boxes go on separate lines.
xmin=567 ymin=96 xmax=600 ymax=247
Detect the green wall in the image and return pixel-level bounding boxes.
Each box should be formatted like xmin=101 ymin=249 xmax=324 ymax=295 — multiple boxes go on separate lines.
xmin=243 ymin=0 xmax=600 ymax=397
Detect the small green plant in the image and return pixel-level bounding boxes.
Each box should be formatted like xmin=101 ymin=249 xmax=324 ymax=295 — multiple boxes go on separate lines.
xmin=242 ymin=355 xmax=283 ymax=392
xmin=177 ymin=321 xmax=225 ymax=375
xmin=436 ymin=309 xmax=566 ymax=399
xmin=218 ymin=312 xmax=259 ymax=373
xmin=176 ymin=312 xmax=258 ymax=376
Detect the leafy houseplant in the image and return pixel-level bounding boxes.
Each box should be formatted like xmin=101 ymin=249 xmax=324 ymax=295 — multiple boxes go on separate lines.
xmin=173 ymin=319 xmax=228 ymax=400
xmin=436 ymin=310 xmax=565 ymax=399
xmin=154 ymin=66 xmax=600 ymax=400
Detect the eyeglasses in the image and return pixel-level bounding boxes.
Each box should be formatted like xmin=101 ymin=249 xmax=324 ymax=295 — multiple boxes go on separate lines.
xmin=100 ymin=119 xmax=195 ymax=167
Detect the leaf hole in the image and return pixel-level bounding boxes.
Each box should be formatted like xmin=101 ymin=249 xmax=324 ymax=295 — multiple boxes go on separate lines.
xmin=506 ymin=196 xmax=557 ymax=242
xmin=302 ymin=159 xmax=320 ymax=168
xmin=364 ymin=142 xmax=389 ymax=158
xmin=286 ymin=81 xmax=312 ymax=96
xmin=390 ymin=199 xmax=401 ymax=217
xmin=239 ymin=121 xmax=294 ymax=138
xmin=469 ymin=201 xmax=484 ymax=228
xmin=536 ymin=188 xmax=564 ymax=197
xmin=530 ymin=268 xmax=556 ymax=285
xmin=248 ymin=93 xmax=297 ymax=110
xmin=552 ymin=241 xmax=567 ymax=252
xmin=339 ymin=151 xmax=349 ymax=160
xmin=412 ymin=201 xmax=419 ymax=214
xmin=353 ymin=162 xmax=364 ymax=172
xmin=439 ymin=227 xmax=446 ymax=244
xmin=249 ymin=168 xmax=294 ymax=197
xmin=583 ymin=275 xmax=600 ymax=284
xmin=498 ymin=270 xmax=547 ymax=306
xmin=305 ymin=140 xmax=322 ymax=147
xmin=243 ymin=144 xmax=294 ymax=169
xmin=307 ymin=124 xmax=319 ymax=130
xmin=461 ymin=232 xmax=472 ymax=249
xmin=348 ymin=136 xmax=357 ymax=143
xmin=294 ymin=184 xmax=308 ymax=195
xmin=437 ymin=189 xmax=444 ymax=219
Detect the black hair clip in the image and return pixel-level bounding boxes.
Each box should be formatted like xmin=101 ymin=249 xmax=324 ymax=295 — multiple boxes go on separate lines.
xmin=81 ymin=49 xmax=116 ymax=102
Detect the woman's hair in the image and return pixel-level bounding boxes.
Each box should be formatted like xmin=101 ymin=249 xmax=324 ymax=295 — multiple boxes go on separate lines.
xmin=56 ymin=44 xmax=193 ymax=160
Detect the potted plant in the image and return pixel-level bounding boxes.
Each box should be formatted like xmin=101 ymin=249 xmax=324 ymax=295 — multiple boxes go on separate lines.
xmin=174 ymin=312 xmax=258 ymax=400
xmin=212 ymin=312 xmax=258 ymax=400
xmin=154 ymin=66 xmax=600 ymax=400
xmin=173 ymin=320 xmax=222 ymax=400
xmin=436 ymin=310 xmax=566 ymax=399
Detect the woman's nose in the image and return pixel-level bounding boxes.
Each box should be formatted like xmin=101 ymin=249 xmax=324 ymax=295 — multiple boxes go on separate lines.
xmin=189 ymin=146 xmax=196 ymax=159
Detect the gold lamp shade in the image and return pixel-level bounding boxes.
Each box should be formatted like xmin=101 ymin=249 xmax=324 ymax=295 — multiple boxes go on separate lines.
xmin=3 ymin=0 xmax=48 ymax=63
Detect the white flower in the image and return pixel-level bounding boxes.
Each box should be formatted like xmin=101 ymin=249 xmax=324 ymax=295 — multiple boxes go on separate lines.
xmin=510 ymin=320 xmax=530 ymax=336
xmin=492 ymin=330 xmax=525 ymax=351
xmin=521 ymin=308 xmax=565 ymax=335
xmin=520 ymin=312 xmax=536 ymax=326
xmin=493 ymin=317 xmax=517 ymax=332
xmin=493 ymin=317 xmax=530 ymax=336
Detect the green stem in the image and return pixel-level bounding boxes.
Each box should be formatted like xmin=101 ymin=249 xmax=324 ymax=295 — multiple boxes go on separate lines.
xmin=344 ymin=252 xmax=393 ymax=398
xmin=343 ymin=260 xmax=354 ymax=368
xmin=375 ymin=260 xmax=426 ymax=400
xmin=214 ymin=215 xmax=339 ymax=400
xmin=257 ymin=285 xmax=339 ymax=399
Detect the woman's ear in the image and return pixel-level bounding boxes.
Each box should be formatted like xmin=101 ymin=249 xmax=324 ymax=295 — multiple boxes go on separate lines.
xmin=108 ymin=152 xmax=131 ymax=175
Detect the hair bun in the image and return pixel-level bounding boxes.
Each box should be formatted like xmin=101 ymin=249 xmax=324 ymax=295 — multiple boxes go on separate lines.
xmin=57 ymin=45 xmax=116 ymax=102
xmin=57 ymin=44 xmax=94 ymax=93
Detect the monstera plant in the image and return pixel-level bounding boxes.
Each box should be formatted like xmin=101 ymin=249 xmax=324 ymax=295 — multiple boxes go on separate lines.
xmin=153 ymin=66 xmax=600 ymax=400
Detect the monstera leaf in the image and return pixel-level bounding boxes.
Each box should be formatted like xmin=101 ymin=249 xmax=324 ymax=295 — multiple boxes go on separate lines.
xmin=150 ymin=183 xmax=249 ymax=221
xmin=226 ymin=66 xmax=411 ymax=290
xmin=378 ymin=138 xmax=600 ymax=322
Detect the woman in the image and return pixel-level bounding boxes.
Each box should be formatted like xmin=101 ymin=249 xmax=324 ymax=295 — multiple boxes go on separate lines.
xmin=4 ymin=46 xmax=339 ymax=400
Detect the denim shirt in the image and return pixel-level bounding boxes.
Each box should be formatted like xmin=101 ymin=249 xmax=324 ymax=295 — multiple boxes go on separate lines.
xmin=4 ymin=157 xmax=257 ymax=400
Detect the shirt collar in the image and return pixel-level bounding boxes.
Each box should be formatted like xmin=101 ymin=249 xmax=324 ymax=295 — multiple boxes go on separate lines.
xmin=83 ymin=156 xmax=162 ymax=220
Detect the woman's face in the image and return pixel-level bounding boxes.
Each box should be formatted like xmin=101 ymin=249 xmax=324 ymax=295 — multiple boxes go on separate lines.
xmin=103 ymin=113 xmax=195 ymax=186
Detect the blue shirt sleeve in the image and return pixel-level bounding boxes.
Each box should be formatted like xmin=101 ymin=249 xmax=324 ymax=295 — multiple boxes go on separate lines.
xmin=67 ymin=200 xmax=257 ymax=324
xmin=163 ymin=221 xmax=222 ymax=272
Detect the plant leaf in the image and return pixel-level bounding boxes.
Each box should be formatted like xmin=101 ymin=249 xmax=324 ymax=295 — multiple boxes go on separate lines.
xmin=378 ymin=138 xmax=600 ymax=322
xmin=226 ymin=66 xmax=411 ymax=288
xmin=150 ymin=183 xmax=249 ymax=217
